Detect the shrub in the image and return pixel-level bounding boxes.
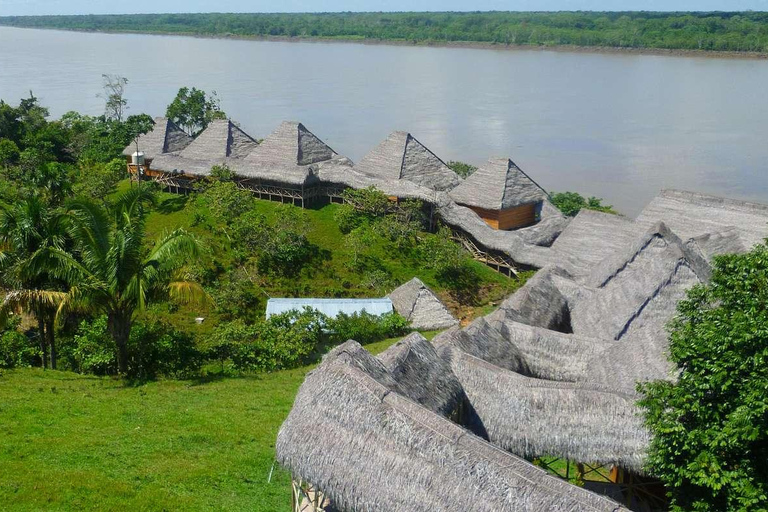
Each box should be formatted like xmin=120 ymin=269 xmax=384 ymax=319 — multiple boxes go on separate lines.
xmin=446 ymin=160 xmax=477 ymax=178
xmin=69 ymin=316 xmax=202 ymax=379
xmin=328 ymin=311 xmax=409 ymax=345
xmin=0 ymin=319 xmax=38 ymax=369
xmin=550 ymin=191 xmax=616 ymax=217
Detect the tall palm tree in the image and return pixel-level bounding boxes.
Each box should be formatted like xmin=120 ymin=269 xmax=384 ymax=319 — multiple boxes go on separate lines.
xmin=53 ymin=185 xmax=206 ymax=374
xmin=0 ymin=195 xmax=67 ymax=369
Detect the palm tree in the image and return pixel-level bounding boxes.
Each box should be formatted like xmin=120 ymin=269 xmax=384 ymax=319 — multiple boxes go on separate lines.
xmin=53 ymin=185 xmax=206 ymax=374
xmin=0 ymin=195 xmax=68 ymax=369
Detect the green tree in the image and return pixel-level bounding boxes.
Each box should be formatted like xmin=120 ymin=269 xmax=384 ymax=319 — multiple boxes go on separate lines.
xmin=639 ymin=242 xmax=768 ymax=511
xmin=99 ymin=74 xmax=129 ymax=122
xmin=165 ymin=87 xmax=226 ymax=137
xmin=550 ymin=191 xmax=616 ymax=217
xmin=53 ymin=185 xmax=207 ymax=374
xmin=0 ymin=196 xmax=68 ymax=369
xmin=0 ymin=138 xmax=20 ymax=168
xmin=447 ymin=160 xmax=477 ymax=178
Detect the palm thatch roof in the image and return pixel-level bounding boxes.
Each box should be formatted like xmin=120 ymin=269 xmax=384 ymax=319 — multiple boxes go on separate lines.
xmin=387 ymin=277 xmax=458 ymax=331
xmin=495 ymin=266 xmax=574 ymax=331
xmin=570 ymin=222 xmax=711 ymax=341
xmin=354 ymin=131 xmax=460 ymax=192
xmin=551 ymin=209 xmax=638 ymax=278
xmin=377 ymin=332 xmax=465 ymax=417
xmin=441 ymin=345 xmax=650 ymax=474
xmin=178 ymin=119 xmax=259 ymax=160
xmin=636 ymin=189 xmax=768 ymax=250
xmin=236 ymin=121 xmax=345 ymax=185
xmin=276 ymin=339 xmax=629 ymax=512
xmin=449 ymin=157 xmax=547 ymax=211
xmin=121 ymin=117 xmax=192 ymax=157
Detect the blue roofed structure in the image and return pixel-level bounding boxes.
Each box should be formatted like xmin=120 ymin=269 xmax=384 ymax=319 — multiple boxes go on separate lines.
xmin=265 ymin=298 xmax=393 ymax=319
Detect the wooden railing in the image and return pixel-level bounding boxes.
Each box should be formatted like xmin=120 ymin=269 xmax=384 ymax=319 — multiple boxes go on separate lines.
xmin=451 ymin=230 xmax=519 ymax=277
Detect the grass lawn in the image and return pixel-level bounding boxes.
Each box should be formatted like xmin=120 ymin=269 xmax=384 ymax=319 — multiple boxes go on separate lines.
xmin=0 ymin=333 xmax=436 ymax=511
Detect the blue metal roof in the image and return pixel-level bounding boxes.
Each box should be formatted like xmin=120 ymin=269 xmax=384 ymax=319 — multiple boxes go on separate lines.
xmin=265 ymin=298 xmax=393 ymax=319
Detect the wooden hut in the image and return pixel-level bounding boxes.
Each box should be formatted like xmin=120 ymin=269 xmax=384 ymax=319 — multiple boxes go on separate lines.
xmin=354 ymin=131 xmax=460 ymax=192
xmin=449 ymin=158 xmax=547 ymax=231
xmin=121 ymin=117 xmax=192 ymax=179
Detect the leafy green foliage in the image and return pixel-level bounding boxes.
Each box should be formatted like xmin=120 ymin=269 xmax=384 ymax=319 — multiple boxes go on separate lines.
xmin=165 ymin=87 xmax=226 ymax=136
xmin=447 ymin=160 xmax=477 ymax=178
xmin=550 ymin=191 xmax=616 ymax=217
xmin=0 ymin=318 xmax=38 ymax=368
xmin=638 ymin=243 xmax=768 ymax=511
xmin=5 ymin=12 xmax=768 ymax=53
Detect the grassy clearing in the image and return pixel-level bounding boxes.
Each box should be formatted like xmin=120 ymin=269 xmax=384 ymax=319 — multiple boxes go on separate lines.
xmin=0 ymin=332 xmax=434 ymax=511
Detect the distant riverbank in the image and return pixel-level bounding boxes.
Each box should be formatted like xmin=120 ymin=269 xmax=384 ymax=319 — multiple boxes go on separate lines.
xmin=2 ymin=11 xmax=768 ymax=60
xmin=6 ymin=25 xmax=768 ymax=60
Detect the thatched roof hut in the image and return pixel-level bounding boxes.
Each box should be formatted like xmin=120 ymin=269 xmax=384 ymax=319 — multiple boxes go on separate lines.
xmin=494 ymin=266 xmax=574 ymax=331
xmin=387 ymin=277 xmax=458 ymax=331
xmin=178 ymin=119 xmax=259 ymax=160
xmin=636 ymin=189 xmax=768 ymax=250
xmin=354 ymin=131 xmax=460 ymax=192
xmin=550 ymin=209 xmax=638 ymax=278
xmin=570 ymin=222 xmax=711 ymax=341
xmin=449 ymin=158 xmax=547 ymax=230
xmin=237 ymin=121 xmax=336 ymax=182
xmin=121 ymin=117 xmax=192 ymax=157
xmin=377 ymin=332 xmax=465 ymax=417
xmin=441 ymin=345 xmax=650 ymax=474
xmin=276 ymin=339 xmax=629 ymax=512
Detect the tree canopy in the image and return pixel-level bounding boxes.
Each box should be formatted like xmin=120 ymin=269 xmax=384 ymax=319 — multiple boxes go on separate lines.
xmin=639 ymin=242 xmax=768 ymax=511
xmin=165 ymin=87 xmax=226 ymax=137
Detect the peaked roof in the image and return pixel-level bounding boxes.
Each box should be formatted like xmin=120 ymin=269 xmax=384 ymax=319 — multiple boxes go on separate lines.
xmin=450 ymin=157 xmax=547 ymax=210
xmin=355 ymin=131 xmax=459 ymax=191
xmin=178 ymin=119 xmax=259 ymax=160
xmin=387 ymin=277 xmax=458 ymax=331
xmin=121 ymin=117 xmax=192 ymax=157
xmin=244 ymin=121 xmax=337 ymax=167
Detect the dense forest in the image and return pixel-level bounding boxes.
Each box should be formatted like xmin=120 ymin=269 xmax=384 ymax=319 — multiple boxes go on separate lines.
xmin=1 ymin=11 xmax=768 ymax=53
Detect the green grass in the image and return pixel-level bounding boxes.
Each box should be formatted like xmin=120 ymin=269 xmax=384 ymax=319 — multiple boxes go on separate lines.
xmin=111 ymin=180 xmax=528 ymax=333
xmin=0 ymin=332 xmax=425 ymax=511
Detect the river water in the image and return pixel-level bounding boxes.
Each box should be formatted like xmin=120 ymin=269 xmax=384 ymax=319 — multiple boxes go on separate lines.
xmin=1 ymin=26 xmax=767 ymax=216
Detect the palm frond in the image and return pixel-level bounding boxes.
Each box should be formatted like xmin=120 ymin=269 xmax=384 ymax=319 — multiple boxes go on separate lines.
xmin=168 ymin=281 xmax=211 ymax=308
xmin=0 ymin=288 xmax=67 ymax=327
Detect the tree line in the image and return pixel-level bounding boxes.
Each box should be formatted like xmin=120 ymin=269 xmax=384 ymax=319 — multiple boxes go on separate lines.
xmin=2 ymin=11 xmax=768 ymax=53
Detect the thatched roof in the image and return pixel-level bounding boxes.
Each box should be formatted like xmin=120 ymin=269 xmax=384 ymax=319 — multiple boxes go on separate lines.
xmin=570 ymin=222 xmax=711 ymax=341
xmin=442 ymin=345 xmax=650 ymax=474
xmin=495 ymin=266 xmax=573 ymax=331
xmin=121 ymin=117 xmax=192 ymax=157
xmin=276 ymin=340 xmax=629 ymax=512
xmin=387 ymin=277 xmax=458 ymax=331
xmin=178 ymin=119 xmax=259 ymax=160
xmin=377 ymin=332 xmax=465 ymax=417
xmin=354 ymin=131 xmax=460 ymax=191
xmin=551 ymin=209 xmax=638 ymax=278
xmin=434 ymin=316 xmax=613 ymax=383
xmin=235 ymin=121 xmax=345 ymax=185
xmin=636 ymin=189 xmax=768 ymax=250
xmin=687 ymin=227 xmax=745 ymax=261
xmin=449 ymin=157 xmax=547 ymax=211
xmin=436 ymin=200 xmax=570 ymax=269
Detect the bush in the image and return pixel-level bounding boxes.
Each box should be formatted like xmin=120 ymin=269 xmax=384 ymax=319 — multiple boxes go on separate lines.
xmin=446 ymin=160 xmax=477 ymax=178
xmin=69 ymin=316 xmax=202 ymax=379
xmin=208 ymin=309 xmax=325 ymax=373
xmin=550 ymin=191 xmax=616 ymax=217
xmin=639 ymin=243 xmax=768 ymax=511
xmin=0 ymin=319 xmax=38 ymax=369
xmin=328 ymin=311 xmax=409 ymax=345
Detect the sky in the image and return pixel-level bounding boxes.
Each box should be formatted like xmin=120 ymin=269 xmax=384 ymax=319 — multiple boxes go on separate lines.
xmin=1 ymin=0 xmax=767 ymax=17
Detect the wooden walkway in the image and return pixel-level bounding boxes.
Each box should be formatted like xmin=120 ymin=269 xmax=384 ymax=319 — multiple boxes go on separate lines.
xmin=451 ymin=231 xmax=519 ymax=277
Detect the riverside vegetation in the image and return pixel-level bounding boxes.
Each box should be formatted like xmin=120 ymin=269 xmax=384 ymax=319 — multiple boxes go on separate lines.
xmin=0 ymin=82 xmax=527 ymax=510
xmin=2 ymin=11 xmax=768 ymax=54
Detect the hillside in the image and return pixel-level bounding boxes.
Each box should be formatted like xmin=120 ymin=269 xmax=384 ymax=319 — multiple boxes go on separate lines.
xmin=2 ymin=12 xmax=768 ymax=55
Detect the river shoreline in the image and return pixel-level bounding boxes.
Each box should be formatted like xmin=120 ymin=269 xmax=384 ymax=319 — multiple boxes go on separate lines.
xmin=3 ymin=25 xmax=768 ymax=60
